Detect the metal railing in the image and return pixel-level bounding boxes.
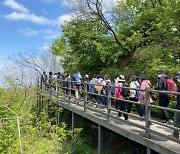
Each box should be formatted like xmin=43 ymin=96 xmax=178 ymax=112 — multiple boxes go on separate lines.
xmin=38 ymin=78 xmax=180 ymax=144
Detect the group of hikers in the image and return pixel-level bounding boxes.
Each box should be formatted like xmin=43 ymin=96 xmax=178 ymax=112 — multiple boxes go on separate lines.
xmin=41 ymin=70 xmax=180 ymax=139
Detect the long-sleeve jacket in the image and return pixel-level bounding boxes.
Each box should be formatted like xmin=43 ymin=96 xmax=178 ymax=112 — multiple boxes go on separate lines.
xmin=157 ymin=77 xmax=167 ymax=91
xmin=114 ymin=83 xmax=125 ymax=100
xmin=129 ymin=81 xmax=139 ymax=98
xmin=139 ymin=80 xmax=153 ymax=104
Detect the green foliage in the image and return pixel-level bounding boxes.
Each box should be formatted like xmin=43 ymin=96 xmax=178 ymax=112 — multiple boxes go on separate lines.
xmin=51 ymin=0 xmax=179 ymax=79
xmin=0 ymin=85 xmax=82 ymax=153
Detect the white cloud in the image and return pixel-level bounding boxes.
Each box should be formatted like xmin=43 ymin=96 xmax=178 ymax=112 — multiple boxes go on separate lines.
xmin=20 ymin=28 xmax=39 ymax=36
xmin=41 ymin=8 xmax=48 ymax=15
xmin=37 ymin=45 xmax=51 ymax=51
xmin=42 ymin=29 xmax=60 ymax=39
xmin=42 ymin=0 xmax=56 ymax=4
xmin=3 ymin=0 xmax=29 ymax=13
xmin=3 ymin=0 xmax=74 ymax=26
xmin=19 ymin=28 xmax=60 ymax=39
xmin=4 ymin=12 xmax=51 ymax=25
xmin=57 ymin=13 xmax=73 ymax=25
xmin=4 ymin=11 xmax=74 ymax=26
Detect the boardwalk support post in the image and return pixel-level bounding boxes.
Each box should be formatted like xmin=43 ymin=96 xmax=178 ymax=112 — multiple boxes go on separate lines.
xmin=98 ymin=125 xmax=102 ymax=154
xmin=107 ymin=84 xmax=111 ymax=122
xmin=72 ymin=112 xmax=75 ymax=154
xmin=84 ymin=81 xmax=88 ymax=112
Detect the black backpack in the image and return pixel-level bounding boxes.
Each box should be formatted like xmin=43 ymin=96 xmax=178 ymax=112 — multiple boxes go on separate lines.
xmin=120 ymin=83 xmax=130 ymax=97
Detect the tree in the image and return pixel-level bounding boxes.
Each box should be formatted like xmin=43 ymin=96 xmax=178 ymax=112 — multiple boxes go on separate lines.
xmin=51 ymin=0 xmax=180 ymax=79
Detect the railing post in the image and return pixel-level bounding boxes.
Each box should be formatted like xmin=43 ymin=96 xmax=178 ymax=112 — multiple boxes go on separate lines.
xmin=68 ymin=79 xmax=71 ymax=105
xmin=107 ymin=84 xmax=111 ymax=122
xmin=145 ymin=87 xmax=151 ymax=139
xmin=84 ymin=81 xmax=88 ymax=112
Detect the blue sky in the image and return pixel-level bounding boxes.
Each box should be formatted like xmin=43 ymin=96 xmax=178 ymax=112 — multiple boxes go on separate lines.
xmin=0 ymin=0 xmax=72 ymax=66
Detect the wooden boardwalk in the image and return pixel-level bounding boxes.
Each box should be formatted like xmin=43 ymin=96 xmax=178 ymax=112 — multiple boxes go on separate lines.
xmin=40 ymin=91 xmax=180 ymax=154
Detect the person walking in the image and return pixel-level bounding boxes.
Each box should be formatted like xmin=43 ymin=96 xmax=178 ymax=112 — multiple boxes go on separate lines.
xmin=72 ymin=71 xmax=82 ymax=102
xmin=89 ymin=75 xmax=97 ymax=103
xmin=156 ymin=70 xmax=173 ymax=123
xmin=138 ymin=74 xmax=153 ymax=122
xmin=127 ymin=75 xmax=143 ymax=117
xmin=171 ymin=73 xmax=180 ymax=139
xmin=41 ymin=71 xmax=47 ymax=89
xmin=101 ymin=75 xmax=111 ymax=112
xmin=114 ymin=75 xmax=128 ymax=120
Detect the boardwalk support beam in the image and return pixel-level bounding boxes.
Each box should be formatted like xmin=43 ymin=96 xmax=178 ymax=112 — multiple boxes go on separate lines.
xmin=72 ymin=112 xmax=75 ymax=154
xmin=98 ymin=125 xmax=102 ymax=154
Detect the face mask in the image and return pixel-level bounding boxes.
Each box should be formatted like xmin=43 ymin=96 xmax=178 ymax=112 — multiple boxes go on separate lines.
xmin=158 ymin=74 xmax=162 ymax=78
xmin=177 ymin=78 xmax=180 ymax=83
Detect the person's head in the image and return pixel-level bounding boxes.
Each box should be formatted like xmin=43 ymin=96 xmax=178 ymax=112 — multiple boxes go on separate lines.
xmin=118 ymin=75 xmax=125 ymax=83
xmin=137 ymin=74 xmax=146 ymax=83
xmin=174 ymin=72 xmax=180 ymax=83
xmin=93 ymin=74 xmax=97 ymax=78
xmin=157 ymin=70 xmax=167 ymax=78
xmin=43 ymin=71 xmax=46 ymax=75
xmin=77 ymin=70 xmax=80 ymax=75
xmin=104 ymin=75 xmax=109 ymax=80
xmin=97 ymin=75 xmax=101 ymax=79
xmin=49 ymin=72 xmax=52 ymax=75
xmin=130 ymin=75 xmax=137 ymax=82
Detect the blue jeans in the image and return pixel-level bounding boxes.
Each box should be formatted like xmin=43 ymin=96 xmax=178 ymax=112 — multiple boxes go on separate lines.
xmin=98 ymin=96 xmax=107 ymax=106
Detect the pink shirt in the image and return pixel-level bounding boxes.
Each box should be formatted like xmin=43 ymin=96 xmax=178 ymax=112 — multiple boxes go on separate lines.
xmin=139 ymin=80 xmax=153 ymax=104
xmin=114 ymin=83 xmax=125 ymax=100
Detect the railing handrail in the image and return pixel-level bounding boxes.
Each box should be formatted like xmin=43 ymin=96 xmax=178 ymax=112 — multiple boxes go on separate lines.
xmin=38 ymin=77 xmax=180 ymax=144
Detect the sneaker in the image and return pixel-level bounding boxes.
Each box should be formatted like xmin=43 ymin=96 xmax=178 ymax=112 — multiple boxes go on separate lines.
xmin=161 ymin=119 xmax=167 ymax=123
xmin=149 ymin=121 xmax=153 ymax=125
xmin=92 ymin=105 xmax=97 ymax=109
xmin=166 ymin=119 xmax=173 ymax=125
xmin=104 ymin=108 xmax=107 ymax=113
xmin=169 ymin=134 xmax=179 ymax=139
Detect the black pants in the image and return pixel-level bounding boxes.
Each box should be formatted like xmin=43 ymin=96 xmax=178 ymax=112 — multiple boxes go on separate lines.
xmin=116 ymin=100 xmax=128 ymax=120
xmin=127 ymin=97 xmax=143 ymax=117
xmin=159 ymin=94 xmax=171 ymax=121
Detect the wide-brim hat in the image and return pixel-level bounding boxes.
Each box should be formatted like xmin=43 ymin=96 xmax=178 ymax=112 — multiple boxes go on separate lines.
xmin=84 ymin=74 xmax=89 ymax=78
xmin=157 ymin=70 xmax=167 ymax=75
xmin=118 ymin=75 xmax=125 ymax=82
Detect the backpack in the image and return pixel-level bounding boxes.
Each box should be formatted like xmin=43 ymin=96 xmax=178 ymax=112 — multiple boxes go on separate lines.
xmin=166 ymin=79 xmax=178 ymax=99
xmin=110 ymin=82 xmax=115 ymax=95
xmin=134 ymin=82 xmax=140 ymax=100
xmin=101 ymin=80 xmax=108 ymax=95
xmin=120 ymin=83 xmax=130 ymax=97
xmin=57 ymin=73 xmax=61 ymax=79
